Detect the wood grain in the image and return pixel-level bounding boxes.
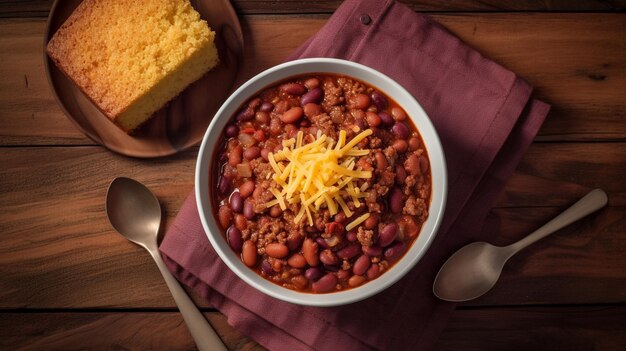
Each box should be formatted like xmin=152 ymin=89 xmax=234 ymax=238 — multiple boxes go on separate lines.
xmin=0 ymin=143 xmax=623 ymax=308
xmin=1 ymin=0 xmax=625 ymax=17
xmin=1 ymin=14 xmax=625 ymax=146
xmin=1 ymin=307 xmax=624 ymax=350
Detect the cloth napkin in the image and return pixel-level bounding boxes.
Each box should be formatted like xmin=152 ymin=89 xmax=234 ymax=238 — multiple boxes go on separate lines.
xmin=160 ymin=0 xmax=550 ymax=349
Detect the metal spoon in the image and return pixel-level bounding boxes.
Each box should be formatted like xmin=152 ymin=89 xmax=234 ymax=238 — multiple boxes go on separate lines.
xmin=105 ymin=177 xmax=227 ymax=351
xmin=433 ymin=188 xmax=608 ymax=302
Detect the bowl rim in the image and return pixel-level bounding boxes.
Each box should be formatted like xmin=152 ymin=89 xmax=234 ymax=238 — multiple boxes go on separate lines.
xmin=195 ymin=58 xmax=447 ymax=306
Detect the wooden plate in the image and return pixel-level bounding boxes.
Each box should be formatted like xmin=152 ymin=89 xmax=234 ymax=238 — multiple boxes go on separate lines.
xmin=43 ymin=0 xmax=244 ymax=158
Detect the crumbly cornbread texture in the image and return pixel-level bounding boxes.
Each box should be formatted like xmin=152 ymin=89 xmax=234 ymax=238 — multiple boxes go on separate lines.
xmin=47 ymin=0 xmax=218 ymax=132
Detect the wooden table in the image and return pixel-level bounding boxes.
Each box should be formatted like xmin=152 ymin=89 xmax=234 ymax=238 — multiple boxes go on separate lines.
xmin=1 ymin=1 xmax=625 ymax=349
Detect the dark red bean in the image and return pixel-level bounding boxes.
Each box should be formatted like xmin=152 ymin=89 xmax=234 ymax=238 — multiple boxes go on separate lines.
xmin=391 ymin=123 xmax=410 ymax=139
xmin=334 ymin=212 xmax=348 ymax=225
xmin=261 ymin=148 xmax=271 ymax=161
xmin=243 ymin=201 xmax=255 ymax=219
xmin=243 ymin=146 xmax=260 ymax=160
xmin=225 ymin=125 xmax=239 ymax=137
xmin=230 ymin=192 xmax=243 ymax=213
xmin=408 ymin=137 xmax=420 ymax=151
xmin=218 ymin=205 xmax=232 ymax=229
xmin=319 ymin=249 xmax=339 ymax=265
xmin=346 ymin=230 xmax=358 ymax=242
xmin=316 ymin=237 xmax=331 ymax=249
xmin=301 ymin=87 xmax=323 ymax=105
xmin=280 ymin=82 xmax=306 ymax=95
xmin=218 ymin=176 xmax=231 ymax=195
xmin=405 ymin=154 xmax=420 ymax=176
xmin=227 ymin=226 xmax=242 ymax=251
xmin=395 ymin=164 xmax=407 ymax=184
xmin=305 ymin=267 xmax=324 ymax=281
xmin=392 ymin=139 xmax=408 ymax=153
xmin=384 ymin=241 xmax=406 ymax=259
xmin=371 ymin=91 xmax=388 ymax=110
xmin=248 ymin=97 xmax=262 ymax=110
xmin=261 ymin=260 xmax=275 ymax=275
xmin=362 ymin=245 xmax=383 ymax=257
xmin=312 ymin=273 xmax=338 ymax=293
xmin=378 ymin=112 xmax=394 ymax=127
xmin=287 ymin=233 xmax=303 ymax=251
xmin=323 ymin=264 xmax=341 ymax=272
xmin=378 ymin=223 xmax=399 ymax=247
xmin=419 ymin=156 xmax=430 ymax=174
xmin=326 ymin=222 xmax=345 ymax=235
xmin=352 ymin=255 xmax=371 ymax=276
xmin=236 ymin=108 xmax=254 ymax=121
xmin=280 ymin=107 xmax=304 ymax=124
xmin=337 ymin=243 xmax=360 ymax=259
xmin=337 ymin=269 xmax=351 ymax=280
xmin=259 ymin=102 xmax=274 ymax=112
xmin=367 ymin=263 xmax=380 ymax=279
xmin=238 ymin=180 xmax=255 ymax=198
xmin=366 ymin=112 xmax=381 ymax=127
xmin=389 ymin=187 xmax=404 ymax=214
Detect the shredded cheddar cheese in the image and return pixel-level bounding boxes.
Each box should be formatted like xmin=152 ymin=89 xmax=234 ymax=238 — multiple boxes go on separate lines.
xmin=346 ymin=213 xmax=370 ymax=231
xmin=266 ymin=129 xmax=373 ymax=226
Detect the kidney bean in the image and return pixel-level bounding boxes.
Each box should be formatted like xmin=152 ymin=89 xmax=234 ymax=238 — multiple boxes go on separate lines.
xmin=378 ymin=223 xmax=399 ymax=247
xmin=367 ymin=264 xmax=380 ymax=280
xmin=248 ymin=97 xmax=262 ymax=110
xmin=259 ymin=102 xmax=274 ymax=112
xmin=402 ymin=215 xmax=420 ymax=239
xmin=301 ymin=87 xmax=323 ymax=105
xmin=389 ymin=187 xmax=404 ymax=214
xmin=391 ymin=123 xmax=410 ymax=139
xmin=303 ymin=103 xmax=322 ymax=118
xmin=337 ymin=243 xmax=361 ymax=259
xmin=320 ymin=249 xmax=339 ymax=265
xmin=312 ymin=273 xmax=338 ymax=293
xmin=243 ymin=201 xmax=255 ymax=219
xmin=323 ymin=264 xmax=340 ymax=272
xmin=334 ymin=212 xmax=348 ymax=225
xmin=348 ymin=275 xmax=366 ymax=287
xmin=280 ymin=82 xmax=306 ymax=95
xmin=218 ymin=176 xmax=231 ymax=195
xmin=305 ymin=266 xmax=323 ymax=281
xmin=304 ymin=77 xmax=320 ymax=89
xmin=395 ymin=164 xmax=407 ymax=184
xmin=230 ymin=192 xmax=243 ymax=213
xmin=228 ymin=145 xmax=243 ymax=167
xmin=364 ymin=214 xmax=379 ymax=230
xmin=225 ymin=124 xmax=239 ymax=137
xmin=287 ymin=233 xmax=303 ymax=251
xmin=362 ymin=245 xmax=383 ymax=257
xmin=352 ymin=93 xmax=371 ymax=110
xmin=375 ymin=152 xmax=388 ymax=170
xmin=371 ymin=91 xmax=388 ymax=110
xmin=280 ymin=107 xmax=304 ymax=124
xmin=366 ymin=111 xmax=381 ymax=127
xmin=260 ymin=148 xmax=271 ymax=161
xmin=354 ymin=118 xmax=367 ymax=132
xmin=218 ymin=205 xmax=232 ymax=229
xmin=384 ymin=241 xmax=406 ymax=259
xmin=234 ymin=214 xmax=246 ymax=231
xmin=242 ymin=240 xmax=257 ymax=267
xmin=287 ymin=253 xmax=307 ymax=268
xmin=392 ymin=139 xmax=408 ymax=153
xmin=291 ymin=275 xmax=309 ymax=290
xmin=326 ymin=222 xmax=345 ymax=235
xmin=236 ymin=108 xmax=254 ymax=121
xmin=378 ymin=112 xmax=394 ymax=127
xmin=269 ymin=205 xmax=282 ymax=218
xmin=408 ymin=137 xmax=420 ymax=151
xmin=337 ymin=269 xmax=351 ymax=280
xmin=238 ymin=180 xmax=254 ymax=198
xmin=253 ymin=130 xmax=266 ymax=142
xmin=227 ymin=226 xmax=242 ymax=251
xmin=272 ymin=260 xmax=283 ymax=272
xmin=405 ymin=154 xmax=420 ymax=176
xmin=352 ymin=255 xmax=371 ymax=276
xmin=261 ymin=260 xmax=274 ymax=275
xmin=316 ymin=237 xmax=331 ymax=249
xmin=266 ymin=243 xmax=289 ymax=258
xmin=346 ymin=230 xmax=358 ymax=242
xmin=255 ymin=111 xmax=270 ymax=124
xmin=391 ymin=106 xmax=407 ymax=121
xmin=243 ymin=146 xmax=260 ymax=160
xmin=419 ymin=155 xmax=430 ymax=174
xmin=302 ymin=239 xmax=319 ymax=266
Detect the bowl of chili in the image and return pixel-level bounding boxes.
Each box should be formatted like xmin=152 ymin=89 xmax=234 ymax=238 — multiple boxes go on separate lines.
xmin=196 ymin=58 xmax=447 ymax=306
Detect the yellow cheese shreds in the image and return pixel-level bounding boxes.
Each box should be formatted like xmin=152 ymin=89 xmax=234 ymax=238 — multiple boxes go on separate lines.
xmin=264 ymin=129 xmax=373 ymax=224
xmin=346 ymin=213 xmax=370 ymax=231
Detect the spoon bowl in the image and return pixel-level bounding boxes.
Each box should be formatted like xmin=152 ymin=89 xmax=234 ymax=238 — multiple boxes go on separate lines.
xmin=433 ymin=189 xmax=608 ymax=302
xmin=105 ymin=177 xmax=227 ymax=351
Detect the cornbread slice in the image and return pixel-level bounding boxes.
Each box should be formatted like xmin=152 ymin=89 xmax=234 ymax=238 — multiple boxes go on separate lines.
xmin=47 ymin=0 xmax=219 ymax=133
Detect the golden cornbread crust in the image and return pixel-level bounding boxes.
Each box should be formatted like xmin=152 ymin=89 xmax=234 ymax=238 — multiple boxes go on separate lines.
xmin=47 ymin=0 xmax=219 ymax=132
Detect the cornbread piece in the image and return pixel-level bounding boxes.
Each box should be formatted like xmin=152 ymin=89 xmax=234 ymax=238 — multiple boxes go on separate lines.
xmin=46 ymin=0 xmax=219 ymax=133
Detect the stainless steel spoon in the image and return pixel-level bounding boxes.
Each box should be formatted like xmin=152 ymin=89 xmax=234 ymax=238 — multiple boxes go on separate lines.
xmin=105 ymin=177 xmax=227 ymax=351
xmin=433 ymin=188 xmax=608 ymax=302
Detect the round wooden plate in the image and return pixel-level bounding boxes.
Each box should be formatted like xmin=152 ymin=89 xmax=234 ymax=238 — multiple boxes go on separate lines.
xmin=43 ymin=0 xmax=244 ymax=158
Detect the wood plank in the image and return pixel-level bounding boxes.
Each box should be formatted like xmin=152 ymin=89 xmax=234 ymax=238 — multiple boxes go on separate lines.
xmin=0 ymin=143 xmax=624 ymax=308
xmin=1 ymin=14 xmax=624 ymax=145
xmin=1 ymin=307 xmax=624 ymax=350
xmin=1 ymin=0 xmax=625 ymax=17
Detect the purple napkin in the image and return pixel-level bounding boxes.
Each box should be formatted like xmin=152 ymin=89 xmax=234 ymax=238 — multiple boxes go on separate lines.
xmin=160 ymin=0 xmax=550 ymax=349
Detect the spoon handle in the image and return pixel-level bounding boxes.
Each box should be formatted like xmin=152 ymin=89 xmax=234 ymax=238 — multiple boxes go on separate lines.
xmin=149 ymin=249 xmax=228 ymax=351
xmin=507 ymin=189 xmax=608 ymax=254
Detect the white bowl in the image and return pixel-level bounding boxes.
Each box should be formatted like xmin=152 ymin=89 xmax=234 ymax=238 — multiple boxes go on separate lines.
xmin=196 ymin=58 xmax=447 ymax=306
